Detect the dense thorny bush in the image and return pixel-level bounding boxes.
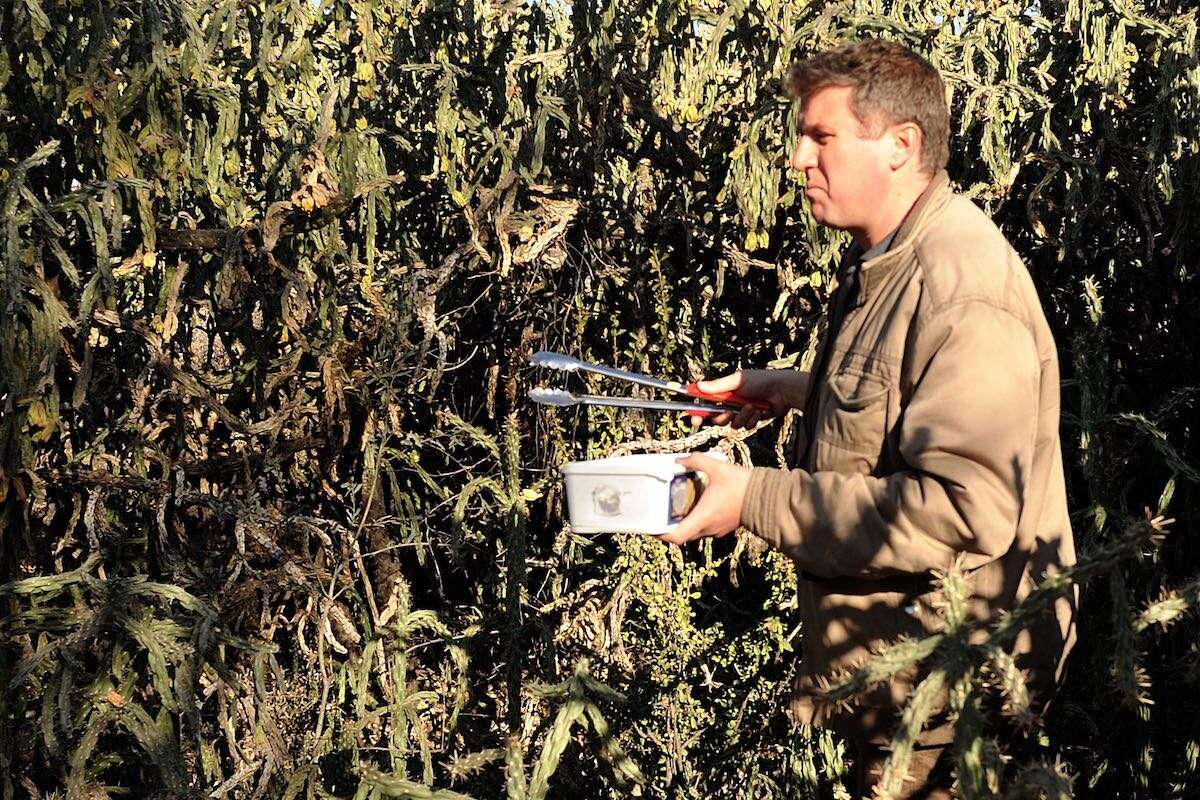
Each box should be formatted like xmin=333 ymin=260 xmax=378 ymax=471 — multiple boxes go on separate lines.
xmin=1 ymin=0 xmax=1198 ymax=797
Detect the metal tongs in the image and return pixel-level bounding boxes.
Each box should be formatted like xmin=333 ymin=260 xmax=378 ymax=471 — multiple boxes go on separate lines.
xmin=529 ymin=351 xmax=770 ymax=417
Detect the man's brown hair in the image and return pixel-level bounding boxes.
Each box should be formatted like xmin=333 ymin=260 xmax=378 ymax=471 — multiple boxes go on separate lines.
xmin=786 ymin=39 xmax=950 ymax=174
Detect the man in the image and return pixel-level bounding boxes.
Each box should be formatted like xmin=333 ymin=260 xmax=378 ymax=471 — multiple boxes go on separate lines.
xmin=661 ymin=40 xmax=1078 ymax=798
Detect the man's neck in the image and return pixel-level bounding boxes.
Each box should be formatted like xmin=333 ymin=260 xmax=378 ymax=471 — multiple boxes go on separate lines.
xmin=851 ymin=172 xmax=935 ymax=251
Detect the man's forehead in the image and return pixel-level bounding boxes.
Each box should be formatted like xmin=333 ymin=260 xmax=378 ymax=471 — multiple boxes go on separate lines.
xmin=799 ymin=85 xmax=878 ymax=132
xmin=799 ymin=85 xmax=856 ymax=123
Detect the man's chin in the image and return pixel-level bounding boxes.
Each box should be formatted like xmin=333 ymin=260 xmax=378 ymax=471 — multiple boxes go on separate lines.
xmin=807 ymin=201 xmax=847 ymax=230
xmin=808 ymin=203 xmax=832 ymax=226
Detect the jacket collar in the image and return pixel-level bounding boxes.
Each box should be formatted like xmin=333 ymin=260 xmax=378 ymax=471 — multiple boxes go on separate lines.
xmin=853 ymin=170 xmax=952 ymax=306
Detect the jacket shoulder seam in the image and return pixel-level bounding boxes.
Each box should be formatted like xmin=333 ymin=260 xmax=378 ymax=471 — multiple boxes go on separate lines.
xmin=911 ymin=294 xmax=1035 ymax=341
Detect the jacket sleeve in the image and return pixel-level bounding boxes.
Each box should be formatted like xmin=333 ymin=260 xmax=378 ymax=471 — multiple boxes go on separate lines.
xmin=740 ymin=300 xmax=1040 ymax=579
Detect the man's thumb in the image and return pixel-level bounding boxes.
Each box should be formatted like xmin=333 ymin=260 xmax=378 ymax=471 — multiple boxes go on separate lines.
xmin=675 ymin=452 xmax=717 ymax=474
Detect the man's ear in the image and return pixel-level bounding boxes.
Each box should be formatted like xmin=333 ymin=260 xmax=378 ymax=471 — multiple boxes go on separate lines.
xmin=889 ymin=122 xmax=923 ymax=171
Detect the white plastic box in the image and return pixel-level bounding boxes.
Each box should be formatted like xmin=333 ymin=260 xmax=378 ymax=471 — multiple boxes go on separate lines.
xmin=561 ymin=452 xmax=726 ymax=535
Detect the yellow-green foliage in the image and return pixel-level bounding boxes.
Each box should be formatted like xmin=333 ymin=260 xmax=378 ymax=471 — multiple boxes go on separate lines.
xmin=1 ymin=0 xmax=1199 ymax=798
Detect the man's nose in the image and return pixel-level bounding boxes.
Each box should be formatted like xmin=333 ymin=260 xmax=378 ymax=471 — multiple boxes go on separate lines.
xmin=789 ymin=138 xmax=815 ymax=172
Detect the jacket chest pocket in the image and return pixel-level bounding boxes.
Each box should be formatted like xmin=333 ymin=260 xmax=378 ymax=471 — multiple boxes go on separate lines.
xmin=811 ymin=369 xmax=890 ymax=475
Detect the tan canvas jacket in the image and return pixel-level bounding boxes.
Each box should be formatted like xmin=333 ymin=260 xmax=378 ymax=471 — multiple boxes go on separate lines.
xmin=741 ymin=171 xmax=1078 ymax=743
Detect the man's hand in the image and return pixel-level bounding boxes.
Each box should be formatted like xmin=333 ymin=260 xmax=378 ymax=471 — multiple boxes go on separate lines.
xmin=659 ymin=453 xmax=752 ymax=545
xmin=689 ymin=369 xmax=810 ymax=429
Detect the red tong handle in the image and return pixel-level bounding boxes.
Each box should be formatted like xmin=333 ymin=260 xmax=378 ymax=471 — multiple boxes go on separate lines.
xmin=684 ymin=383 xmax=771 ymax=412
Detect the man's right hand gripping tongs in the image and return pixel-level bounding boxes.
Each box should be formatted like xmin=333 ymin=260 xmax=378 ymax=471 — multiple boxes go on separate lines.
xmin=528 ymin=351 xmax=770 ymax=418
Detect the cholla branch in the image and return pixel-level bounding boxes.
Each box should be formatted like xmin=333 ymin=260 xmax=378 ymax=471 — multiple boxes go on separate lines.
xmin=1135 ymin=575 xmax=1200 ymax=633
xmin=950 ymin=668 xmax=1003 ymax=800
xmin=987 ymin=512 xmax=1171 ymax=652
xmin=819 ymin=512 xmax=1175 ymax=795
xmin=819 ymin=635 xmax=944 ymax=709
xmin=875 ymin=667 xmax=950 ymax=799
xmin=875 ymin=564 xmax=978 ymax=798
xmin=1108 ymin=569 xmax=1149 ymax=708
xmin=521 ymin=660 xmax=642 ymax=796
xmin=932 ymin=557 xmax=972 ymax=630
xmin=446 ymin=748 xmax=504 ymax=783
xmin=583 ymin=703 xmax=646 ymax=789
xmin=526 ymin=699 xmax=586 ymax=800
xmin=505 ymin=737 xmax=528 ymax=800
xmin=358 ymin=766 xmax=477 ymax=800
xmin=985 ymin=647 xmax=1036 ymax=730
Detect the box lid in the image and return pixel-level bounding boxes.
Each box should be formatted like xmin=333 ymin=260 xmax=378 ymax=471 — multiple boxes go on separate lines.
xmin=561 ymin=451 xmax=725 ymax=480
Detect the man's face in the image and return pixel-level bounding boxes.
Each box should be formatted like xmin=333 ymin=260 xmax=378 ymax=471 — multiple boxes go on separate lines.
xmin=790 ymin=86 xmax=894 ymax=235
